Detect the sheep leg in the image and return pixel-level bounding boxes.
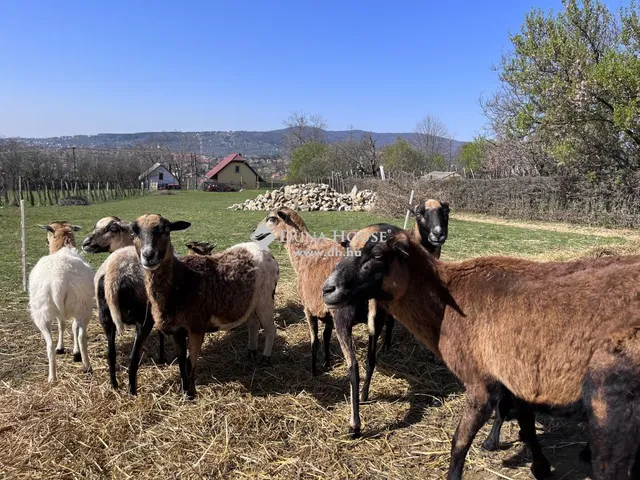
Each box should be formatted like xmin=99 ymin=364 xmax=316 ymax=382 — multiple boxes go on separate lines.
xmin=334 ymin=304 xmax=362 ymax=437
xmin=256 ymin=303 xmax=276 ymax=365
xmin=305 ymin=309 xmax=320 ymax=376
xmin=382 ymin=313 xmax=394 ymax=352
xmin=585 ymin=334 xmax=640 ymax=480
xmin=247 ymin=314 xmax=260 ymax=361
xmin=157 ymin=331 xmax=167 ymax=365
xmin=322 ymin=314 xmax=333 ymax=371
xmin=361 ymin=309 xmax=385 ymax=403
xmin=447 ymin=385 xmax=498 ymax=480
xmin=173 ymin=329 xmax=189 ymax=393
xmin=104 ymin=318 xmax=118 ymax=389
xmin=77 ymin=321 xmax=92 ymax=374
xmin=514 ymin=399 xmax=551 ymax=480
xmin=185 ymin=332 xmax=205 ymax=400
xmin=42 ymin=325 xmax=57 ymax=382
xmin=128 ymin=318 xmax=153 ymax=395
xmin=56 ymin=317 xmax=66 ymax=354
xmin=482 ymin=387 xmax=514 ymax=451
xmin=71 ymin=318 xmax=81 ymax=362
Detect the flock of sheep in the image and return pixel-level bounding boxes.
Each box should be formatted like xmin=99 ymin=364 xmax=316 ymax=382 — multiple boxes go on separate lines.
xmin=26 ymin=199 xmax=640 ymax=480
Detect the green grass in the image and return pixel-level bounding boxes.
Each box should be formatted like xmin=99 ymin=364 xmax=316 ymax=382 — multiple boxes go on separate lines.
xmin=0 ymin=189 xmax=627 ymax=307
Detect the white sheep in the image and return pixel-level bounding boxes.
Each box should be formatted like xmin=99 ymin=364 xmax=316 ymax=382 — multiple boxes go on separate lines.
xmin=29 ymin=221 xmax=94 ymax=382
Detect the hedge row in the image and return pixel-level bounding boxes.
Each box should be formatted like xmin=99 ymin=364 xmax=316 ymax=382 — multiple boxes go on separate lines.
xmin=366 ymin=175 xmax=640 ymax=228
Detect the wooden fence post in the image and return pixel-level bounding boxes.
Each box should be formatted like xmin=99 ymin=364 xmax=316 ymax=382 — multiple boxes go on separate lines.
xmin=20 ymin=200 xmax=27 ymax=292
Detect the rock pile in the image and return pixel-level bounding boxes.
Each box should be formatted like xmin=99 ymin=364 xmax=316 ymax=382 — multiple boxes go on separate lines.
xmin=229 ymin=183 xmax=376 ymax=212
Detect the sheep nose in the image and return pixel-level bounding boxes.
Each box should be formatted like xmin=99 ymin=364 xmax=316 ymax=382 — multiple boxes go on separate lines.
xmin=432 ymin=226 xmax=442 ymax=235
xmin=82 ymin=237 xmax=91 ymax=247
xmin=141 ymin=248 xmax=155 ymax=261
xmin=323 ymin=283 xmax=336 ymax=295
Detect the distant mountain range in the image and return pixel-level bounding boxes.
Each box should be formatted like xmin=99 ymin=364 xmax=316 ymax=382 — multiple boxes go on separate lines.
xmin=12 ymin=128 xmax=465 ymax=158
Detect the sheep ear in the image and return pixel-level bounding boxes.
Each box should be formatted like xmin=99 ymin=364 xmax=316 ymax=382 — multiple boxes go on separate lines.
xmin=393 ymin=241 xmax=410 ymax=259
xmin=277 ymin=211 xmax=290 ymax=223
xmin=407 ymin=204 xmax=416 ymax=216
xmin=71 ymin=225 xmax=82 ymax=231
xmin=210 ymin=243 xmax=217 ymax=250
xmin=38 ymin=225 xmax=54 ymax=233
xmin=170 ymin=221 xmax=191 ymax=232
xmin=340 ymin=239 xmax=350 ymax=249
xmin=441 ymin=202 xmax=450 ymax=213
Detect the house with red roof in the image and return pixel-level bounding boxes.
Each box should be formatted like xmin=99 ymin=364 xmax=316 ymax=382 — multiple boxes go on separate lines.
xmin=204 ymin=153 xmax=264 ymax=189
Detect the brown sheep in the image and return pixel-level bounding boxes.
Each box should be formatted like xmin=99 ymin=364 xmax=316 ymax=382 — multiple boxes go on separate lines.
xmin=323 ymin=226 xmax=640 ymax=479
xmin=251 ymin=208 xmax=393 ymax=420
xmin=334 ymin=200 xmax=450 ymax=437
xmin=132 ymin=214 xmax=278 ymax=399
xmin=83 ymin=216 xmax=217 ymax=395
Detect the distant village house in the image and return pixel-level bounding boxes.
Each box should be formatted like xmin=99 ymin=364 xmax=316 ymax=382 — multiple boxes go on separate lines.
xmin=138 ymin=162 xmax=180 ymax=190
xmin=204 ymin=153 xmax=264 ymax=189
xmin=422 ymin=171 xmax=462 ymax=181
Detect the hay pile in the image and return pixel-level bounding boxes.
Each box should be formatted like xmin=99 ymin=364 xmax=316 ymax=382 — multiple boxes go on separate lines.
xmin=0 ymin=277 xmax=591 ymax=479
xmin=229 ymin=184 xmax=377 ymax=212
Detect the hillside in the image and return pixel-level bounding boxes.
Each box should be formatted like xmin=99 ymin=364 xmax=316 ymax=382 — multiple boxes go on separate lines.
xmin=14 ymin=128 xmax=464 ymax=158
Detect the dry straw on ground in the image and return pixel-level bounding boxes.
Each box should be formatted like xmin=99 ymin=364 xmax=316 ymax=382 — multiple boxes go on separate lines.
xmin=0 ymin=251 xmax=618 ymax=479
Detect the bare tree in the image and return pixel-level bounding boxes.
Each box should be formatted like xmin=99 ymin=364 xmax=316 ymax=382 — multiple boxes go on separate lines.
xmin=413 ymin=114 xmax=452 ymax=167
xmin=331 ymin=132 xmax=381 ymax=176
xmin=282 ymin=111 xmax=327 ymax=153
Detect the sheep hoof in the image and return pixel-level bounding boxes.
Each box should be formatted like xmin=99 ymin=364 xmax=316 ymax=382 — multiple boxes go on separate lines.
xmin=83 ymin=366 xmax=93 ymax=375
xmin=73 ymin=353 xmax=82 ymax=363
xmin=481 ymin=439 xmax=499 ymax=451
xmin=578 ymin=444 xmax=591 ymax=463
xmin=158 ymin=356 xmax=168 ymax=365
xmin=359 ymin=393 xmax=369 ymax=403
xmin=185 ymin=393 xmax=196 ymax=401
xmin=531 ymin=461 xmax=552 ymax=480
xmin=247 ymin=349 xmax=257 ymax=362
xmin=56 ymin=348 xmax=65 ymax=355
xmin=110 ymin=379 xmax=119 ymax=390
xmin=349 ymin=426 xmax=361 ymax=439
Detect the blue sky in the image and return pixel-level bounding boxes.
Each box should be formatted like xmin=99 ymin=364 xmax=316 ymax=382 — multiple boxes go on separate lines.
xmin=0 ymin=0 xmax=626 ymax=140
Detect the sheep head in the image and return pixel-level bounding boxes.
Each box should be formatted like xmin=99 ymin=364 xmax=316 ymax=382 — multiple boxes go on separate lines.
xmin=186 ymin=241 xmax=216 ymax=256
xmin=131 ymin=214 xmax=191 ymax=271
xmin=323 ymin=225 xmax=411 ymax=308
xmin=39 ymin=221 xmax=82 ymax=254
xmin=82 ymin=216 xmax=132 ymax=253
xmin=410 ymin=199 xmax=450 ymax=248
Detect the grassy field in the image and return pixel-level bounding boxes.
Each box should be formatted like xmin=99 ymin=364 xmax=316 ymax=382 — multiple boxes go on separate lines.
xmin=0 ymin=190 xmax=632 ymax=479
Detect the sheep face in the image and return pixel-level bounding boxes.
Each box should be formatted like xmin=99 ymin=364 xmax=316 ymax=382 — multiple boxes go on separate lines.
xmin=253 ymin=207 xmax=309 ymax=245
xmin=410 ymin=199 xmax=449 ymax=247
xmin=131 ymin=214 xmax=191 ymax=270
xmin=323 ymin=227 xmax=410 ymax=308
xmin=82 ymin=216 xmax=132 ymax=253
xmin=39 ymin=221 xmax=81 ymax=253
xmin=186 ymin=241 xmax=216 ymax=255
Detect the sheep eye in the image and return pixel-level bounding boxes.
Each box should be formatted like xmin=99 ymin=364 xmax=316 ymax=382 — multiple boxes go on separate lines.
xmin=267 ymin=216 xmax=277 ymax=223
